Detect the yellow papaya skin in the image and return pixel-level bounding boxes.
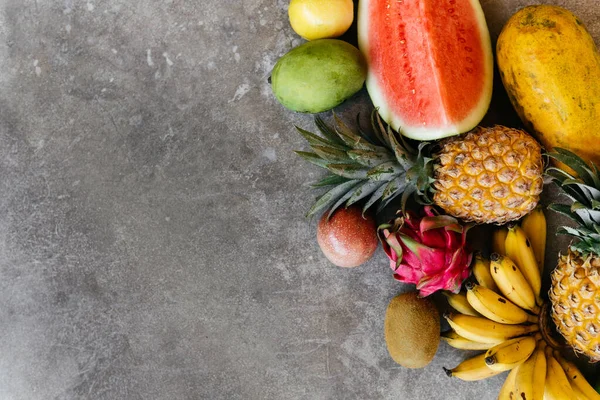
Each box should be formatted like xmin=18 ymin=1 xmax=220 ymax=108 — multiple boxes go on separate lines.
xmin=497 ymin=5 xmax=600 ymax=166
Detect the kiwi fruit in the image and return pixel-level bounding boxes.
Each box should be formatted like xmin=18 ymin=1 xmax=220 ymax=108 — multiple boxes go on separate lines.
xmin=384 ymin=291 xmax=440 ymax=368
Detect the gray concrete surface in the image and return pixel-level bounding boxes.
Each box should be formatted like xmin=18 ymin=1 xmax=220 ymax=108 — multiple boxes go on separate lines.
xmin=0 ymin=0 xmax=598 ymax=399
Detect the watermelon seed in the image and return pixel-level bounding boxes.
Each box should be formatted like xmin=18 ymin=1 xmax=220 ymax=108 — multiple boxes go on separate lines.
xmin=465 ymin=47 xmax=472 ymax=52
xmin=448 ymin=8 xmax=454 ymax=14
xmin=458 ymin=38 xmax=466 ymax=44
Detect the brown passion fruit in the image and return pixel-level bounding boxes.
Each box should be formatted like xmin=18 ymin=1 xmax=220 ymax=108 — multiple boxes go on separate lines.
xmin=316 ymin=206 xmax=378 ymax=268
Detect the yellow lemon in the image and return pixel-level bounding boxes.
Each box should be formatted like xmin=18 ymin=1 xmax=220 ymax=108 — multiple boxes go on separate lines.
xmin=288 ymin=0 xmax=354 ymax=41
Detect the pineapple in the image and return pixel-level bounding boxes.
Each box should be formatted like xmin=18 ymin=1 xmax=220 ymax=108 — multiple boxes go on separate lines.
xmin=296 ymin=112 xmax=543 ymax=224
xmin=547 ymin=148 xmax=600 ymax=362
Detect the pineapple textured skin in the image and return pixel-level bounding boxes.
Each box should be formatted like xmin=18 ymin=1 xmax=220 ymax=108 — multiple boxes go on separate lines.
xmin=547 ymin=147 xmax=600 ymax=362
xmin=433 ymin=126 xmax=544 ymax=224
xmin=549 ymin=250 xmax=600 ymax=362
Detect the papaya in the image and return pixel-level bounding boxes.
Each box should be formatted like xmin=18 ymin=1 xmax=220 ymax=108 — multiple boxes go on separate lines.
xmin=497 ymin=5 xmax=600 ymax=166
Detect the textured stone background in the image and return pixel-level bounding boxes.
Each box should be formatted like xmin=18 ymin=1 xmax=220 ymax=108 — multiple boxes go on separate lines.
xmin=0 ymin=0 xmax=598 ymax=399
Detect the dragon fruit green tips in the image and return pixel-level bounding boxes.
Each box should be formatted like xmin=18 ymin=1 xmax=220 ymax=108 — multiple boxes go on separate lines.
xmin=378 ymin=206 xmax=473 ymax=297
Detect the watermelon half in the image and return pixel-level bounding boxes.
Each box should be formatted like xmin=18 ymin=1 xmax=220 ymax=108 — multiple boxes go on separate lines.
xmin=358 ymin=0 xmax=493 ymax=140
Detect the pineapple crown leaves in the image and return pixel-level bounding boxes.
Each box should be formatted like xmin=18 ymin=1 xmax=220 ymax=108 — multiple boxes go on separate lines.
xmin=294 ymin=110 xmax=435 ymax=219
xmin=407 ymin=142 xmax=435 ymax=204
xmin=546 ymin=148 xmax=600 ymax=256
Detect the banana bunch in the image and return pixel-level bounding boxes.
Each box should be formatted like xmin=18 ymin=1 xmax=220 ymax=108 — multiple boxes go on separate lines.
xmin=442 ymin=207 xmax=600 ymax=399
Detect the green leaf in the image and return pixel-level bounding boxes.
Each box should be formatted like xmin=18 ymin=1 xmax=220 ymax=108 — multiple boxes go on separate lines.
xmin=327 ymin=181 xmax=364 ymax=219
xmin=363 ymin=181 xmax=389 ymax=214
xmin=306 ymin=179 xmax=360 ymax=218
xmin=558 ymin=182 xmax=590 ymax=205
xmin=310 ymin=174 xmax=350 ymax=188
xmin=314 ymin=116 xmax=346 ymax=146
xmin=352 ymin=113 xmax=381 ymax=147
xmin=367 ymin=161 xmax=403 ymax=182
xmin=346 ymin=180 xmax=388 ymax=207
xmin=545 ymin=166 xmax=576 ymax=183
xmin=548 ymin=204 xmax=582 ymax=224
xmin=396 ymin=126 xmax=416 ymax=154
xmin=295 ymin=126 xmax=348 ymax=151
xmin=386 ymin=127 xmax=414 ymax=171
xmin=563 ymin=180 xmax=600 ymax=202
xmin=311 ymin=145 xmax=352 ymax=163
xmin=334 ymin=114 xmax=389 ymax=153
xmin=347 ymin=149 xmax=395 ymax=167
xmin=377 ymin=177 xmax=407 ymax=213
xmin=574 ymin=208 xmax=600 ymax=226
xmin=294 ymin=151 xmax=329 ymax=169
xmin=327 ymin=163 xmax=369 ymax=179
xmin=573 ymin=208 xmax=598 ymax=228
xmin=591 ymin=199 xmax=600 ymax=210
xmin=370 ymin=109 xmax=389 ymax=147
xmin=558 ymin=226 xmax=586 ymax=238
xmin=380 ymin=175 xmax=406 ymax=201
xmin=548 ymin=148 xmax=596 ymax=186
xmin=590 ymin=161 xmax=600 ymax=187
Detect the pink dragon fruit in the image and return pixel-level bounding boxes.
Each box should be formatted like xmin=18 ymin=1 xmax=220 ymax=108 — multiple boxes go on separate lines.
xmin=378 ymin=206 xmax=473 ymax=297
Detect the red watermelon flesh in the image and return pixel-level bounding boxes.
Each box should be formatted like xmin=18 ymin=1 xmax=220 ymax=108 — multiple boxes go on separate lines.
xmin=358 ymin=0 xmax=493 ymax=140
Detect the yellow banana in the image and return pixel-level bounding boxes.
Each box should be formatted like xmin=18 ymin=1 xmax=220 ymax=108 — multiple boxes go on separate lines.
xmin=504 ymin=224 xmax=543 ymax=305
xmin=554 ymin=352 xmax=600 ymax=400
xmin=465 ymin=282 xmax=538 ymax=325
xmin=521 ymin=206 xmax=546 ymax=272
xmin=492 ymin=227 xmax=508 ymax=255
xmin=444 ymin=313 xmax=539 ymax=344
xmin=489 ymin=254 xmax=540 ymax=314
xmin=498 ymin=364 xmax=520 ymax=400
xmin=484 ymin=335 xmax=537 ymax=372
xmin=440 ymin=330 xmax=495 ymax=351
xmin=471 ymin=253 xmax=499 ymax=292
xmin=544 ymin=348 xmax=575 ymax=400
xmin=443 ymin=353 xmax=503 ymax=381
xmin=573 ymin=385 xmax=593 ymax=400
xmin=443 ymin=291 xmax=481 ymax=317
xmin=514 ymin=340 xmax=546 ymax=400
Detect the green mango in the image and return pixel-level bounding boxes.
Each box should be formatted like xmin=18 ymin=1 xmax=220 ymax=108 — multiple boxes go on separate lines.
xmin=271 ymin=39 xmax=367 ymax=113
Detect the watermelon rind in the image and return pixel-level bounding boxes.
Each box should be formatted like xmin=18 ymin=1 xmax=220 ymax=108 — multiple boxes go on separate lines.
xmin=357 ymin=0 xmax=493 ymax=141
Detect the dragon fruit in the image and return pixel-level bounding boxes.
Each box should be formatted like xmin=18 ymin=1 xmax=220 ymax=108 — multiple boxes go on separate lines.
xmin=378 ymin=206 xmax=473 ymax=297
